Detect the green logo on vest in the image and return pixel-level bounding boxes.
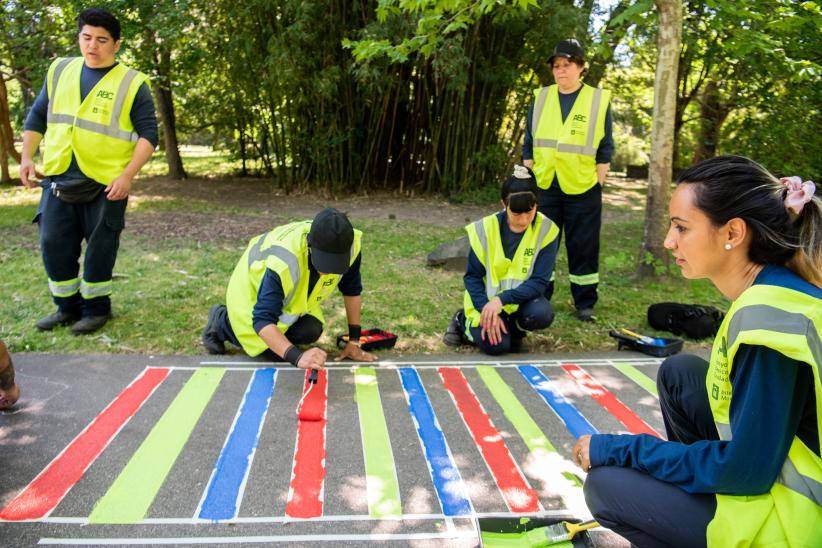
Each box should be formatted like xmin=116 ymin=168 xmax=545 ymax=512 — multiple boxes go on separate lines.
xmin=524 ymin=247 xmax=534 ymax=257
xmin=718 ymin=336 xmax=728 ymax=358
xmin=712 ymin=384 xmax=719 ymax=400
xmin=573 ymin=114 xmax=586 ymax=122
xmin=96 ymin=90 xmax=114 ymax=100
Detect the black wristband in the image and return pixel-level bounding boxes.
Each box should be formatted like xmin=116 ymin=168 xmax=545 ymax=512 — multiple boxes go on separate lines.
xmin=348 ymin=324 xmax=362 ymax=343
xmin=283 ymin=345 xmax=303 ymax=367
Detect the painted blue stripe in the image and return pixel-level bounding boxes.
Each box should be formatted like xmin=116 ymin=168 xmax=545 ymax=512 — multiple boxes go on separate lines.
xmin=198 ymin=368 xmax=276 ymax=521
xmin=518 ymin=365 xmax=598 ymax=438
xmin=399 ymin=368 xmax=472 ymax=516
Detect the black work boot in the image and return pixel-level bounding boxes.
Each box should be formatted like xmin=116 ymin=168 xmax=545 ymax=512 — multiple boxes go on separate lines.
xmin=35 ymin=309 xmax=81 ymax=331
xmin=443 ymin=309 xmax=468 ymax=347
xmin=71 ymin=313 xmax=112 ymax=335
xmin=576 ymin=308 xmax=596 ymax=322
xmin=202 ymin=304 xmax=226 ymax=355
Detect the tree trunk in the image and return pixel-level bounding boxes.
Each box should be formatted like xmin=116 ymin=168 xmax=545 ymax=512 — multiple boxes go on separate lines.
xmin=0 ymin=76 xmax=22 ymax=184
xmin=692 ymin=79 xmax=729 ymax=164
xmin=637 ymin=0 xmax=682 ymax=278
xmin=152 ymin=45 xmax=186 ymax=180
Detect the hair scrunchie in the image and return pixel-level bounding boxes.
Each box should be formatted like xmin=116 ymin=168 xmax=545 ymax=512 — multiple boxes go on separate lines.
xmin=781 ymin=176 xmax=816 ymax=215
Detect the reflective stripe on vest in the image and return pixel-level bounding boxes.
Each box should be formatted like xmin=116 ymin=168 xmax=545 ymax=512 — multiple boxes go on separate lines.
xmin=471 ymin=214 xmax=554 ymax=299
xmin=48 ymin=61 xmax=141 ymax=143
xmin=532 ymin=86 xmax=604 ymax=158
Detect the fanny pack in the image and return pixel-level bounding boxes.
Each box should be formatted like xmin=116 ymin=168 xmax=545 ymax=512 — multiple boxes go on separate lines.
xmin=49 ymin=178 xmax=104 ymax=204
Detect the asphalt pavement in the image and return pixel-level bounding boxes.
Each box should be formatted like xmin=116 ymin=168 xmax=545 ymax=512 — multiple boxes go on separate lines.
xmin=0 ymin=351 xmax=672 ymax=547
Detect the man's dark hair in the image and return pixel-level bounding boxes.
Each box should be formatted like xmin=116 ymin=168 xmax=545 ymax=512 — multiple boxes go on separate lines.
xmin=76 ymin=8 xmax=121 ymax=42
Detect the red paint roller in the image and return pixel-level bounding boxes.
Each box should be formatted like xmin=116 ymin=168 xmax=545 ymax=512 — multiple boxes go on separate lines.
xmin=296 ymin=369 xmax=326 ymax=422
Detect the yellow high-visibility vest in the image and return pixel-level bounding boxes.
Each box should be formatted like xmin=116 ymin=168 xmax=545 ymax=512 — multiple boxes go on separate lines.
xmin=531 ymin=83 xmax=610 ymax=194
xmin=226 ymin=221 xmax=362 ymax=357
xmin=43 ymin=57 xmax=148 ymax=185
xmin=463 ymin=212 xmax=558 ymax=330
xmin=706 ymin=282 xmax=822 ymax=546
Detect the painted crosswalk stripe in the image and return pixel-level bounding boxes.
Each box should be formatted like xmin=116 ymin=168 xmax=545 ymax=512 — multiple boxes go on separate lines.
xmin=518 ymin=365 xmax=597 ymax=438
xmin=0 ymin=368 xmax=170 ymax=521
xmin=613 ymin=363 xmax=658 ymax=396
xmin=285 ymin=369 xmax=329 ymax=518
xmin=438 ymin=367 xmax=540 ymax=513
xmin=398 ymin=368 xmax=472 ymax=516
xmin=198 ymin=368 xmax=277 ymax=521
xmin=88 ymin=368 xmax=225 ymax=524
xmin=476 ymin=366 xmax=589 ymax=517
xmin=561 ymin=364 xmax=660 ymax=437
xmin=354 ymin=367 xmax=402 ymax=517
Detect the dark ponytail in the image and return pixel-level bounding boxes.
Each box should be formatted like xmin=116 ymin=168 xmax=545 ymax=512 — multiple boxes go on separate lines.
xmin=677 ymin=155 xmax=822 ymax=287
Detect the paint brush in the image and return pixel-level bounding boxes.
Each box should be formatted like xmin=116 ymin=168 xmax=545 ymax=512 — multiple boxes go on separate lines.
xmin=296 ymin=369 xmax=324 ymax=422
xmin=539 ymin=519 xmax=599 ymax=544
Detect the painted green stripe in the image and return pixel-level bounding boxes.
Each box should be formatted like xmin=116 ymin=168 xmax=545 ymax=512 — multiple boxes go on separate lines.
xmin=614 ymin=364 xmax=658 ymax=396
xmin=354 ymin=367 xmax=401 ymax=517
xmin=477 ymin=366 xmax=580 ymax=486
xmin=89 ymin=368 xmax=225 ymax=523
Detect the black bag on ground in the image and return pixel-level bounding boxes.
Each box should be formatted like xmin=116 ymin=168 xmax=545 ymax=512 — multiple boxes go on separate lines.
xmin=647 ymin=302 xmax=725 ymax=340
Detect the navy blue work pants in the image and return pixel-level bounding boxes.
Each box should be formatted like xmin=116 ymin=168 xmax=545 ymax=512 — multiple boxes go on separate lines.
xmin=462 ymin=296 xmax=554 ymax=356
xmin=216 ymin=305 xmax=323 ymax=360
xmin=538 ymin=182 xmax=601 ymax=311
xmin=583 ymin=354 xmax=718 ymax=547
xmin=35 ymin=183 xmax=127 ymax=317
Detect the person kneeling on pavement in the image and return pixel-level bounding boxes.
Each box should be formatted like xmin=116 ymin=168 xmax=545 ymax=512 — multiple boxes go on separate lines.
xmin=202 ymin=208 xmax=377 ymax=370
xmin=443 ymin=166 xmax=559 ymax=355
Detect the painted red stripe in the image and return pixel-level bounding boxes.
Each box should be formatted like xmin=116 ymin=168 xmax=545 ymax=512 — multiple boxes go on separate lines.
xmin=561 ymin=364 xmax=660 ymax=437
xmin=0 ymin=368 xmax=170 ymax=521
xmin=438 ymin=367 xmax=539 ymax=513
xmin=285 ymin=370 xmax=328 ymax=518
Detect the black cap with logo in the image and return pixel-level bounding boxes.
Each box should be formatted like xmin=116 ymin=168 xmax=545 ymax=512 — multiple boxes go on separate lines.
xmin=548 ymin=38 xmax=585 ymax=65
xmin=307 ymin=208 xmax=354 ymax=275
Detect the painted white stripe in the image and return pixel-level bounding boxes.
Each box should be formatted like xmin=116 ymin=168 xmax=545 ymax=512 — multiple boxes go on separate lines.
xmin=38 ymin=531 xmax=480 ymax=545
xmin=23 ymin=509 xmax=573 ymax=525
xmin=196 ymin=358 xmax=663 ymax=368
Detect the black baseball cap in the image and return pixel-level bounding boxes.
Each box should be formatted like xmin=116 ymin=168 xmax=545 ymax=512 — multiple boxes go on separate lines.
xmin=307 ymin=208 xmax=354 ymax=274
xmin=548 ymin=38 xmax=585 ymax=65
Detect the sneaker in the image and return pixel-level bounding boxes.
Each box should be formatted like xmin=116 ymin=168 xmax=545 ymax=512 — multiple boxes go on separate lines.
xmin=576 ymin=308 xmax=596 ymax=322
xmin=443 ymin=309 xmax=467 ymax=347
xmin=202 ymin=304 xmax=226 ymax=355
xmin=35 ymin=309 xmax=81 ymax=331
xmin=70 ymin=313 xmax=112 ymax=335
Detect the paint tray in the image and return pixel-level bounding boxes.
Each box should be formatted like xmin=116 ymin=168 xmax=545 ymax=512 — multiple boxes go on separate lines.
xmin=609 ymin=329 xmax=683 ymax=357
xmin=336 ymin=328 xmax=398 ymax=351
xmin=476 ymin=515 xmax=593 ymax=547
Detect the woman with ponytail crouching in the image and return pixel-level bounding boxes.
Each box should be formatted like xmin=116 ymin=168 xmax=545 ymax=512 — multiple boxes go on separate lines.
xmin=573 ymin=155 xmax=821 ymax=547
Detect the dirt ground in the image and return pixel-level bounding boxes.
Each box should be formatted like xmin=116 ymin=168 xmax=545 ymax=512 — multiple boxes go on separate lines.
xmin=126 ymin=175 xmax=647 ymax=242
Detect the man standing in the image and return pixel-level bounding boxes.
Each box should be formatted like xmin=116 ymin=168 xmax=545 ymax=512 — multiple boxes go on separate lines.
xmin=20 ymin=8 xmax=158 ymax=334
xmin=203 ymin=208 xmax=377 ymax=370
xmin=522 ymin=38 xmax=614 ymax=322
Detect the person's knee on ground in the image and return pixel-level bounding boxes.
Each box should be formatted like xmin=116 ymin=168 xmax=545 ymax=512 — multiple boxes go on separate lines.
xmin=287 ymin=315 xmax=323 ymax=345
xmin=515 ymin=297 xmax=554 ymax=332
xmin=657 ymin=353 xmax=716 ymax=444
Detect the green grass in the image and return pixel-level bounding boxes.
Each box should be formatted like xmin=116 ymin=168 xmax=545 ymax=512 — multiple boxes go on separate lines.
xmin=0 ymin=152 xmax=726 ymax=356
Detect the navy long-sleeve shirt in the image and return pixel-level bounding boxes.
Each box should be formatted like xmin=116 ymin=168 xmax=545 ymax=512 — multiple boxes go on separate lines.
xmin=252 ymin=253 xmax=363 ymax=334
xmin=521 ymin=85 xmax=614 ymax=165
xmin=464 ymin=212 xmax=558 ymax=312
xmin=590 ymin=265 xmax=820 ymax=496
xmin=24 ymin=61 xmax=158 ymax=182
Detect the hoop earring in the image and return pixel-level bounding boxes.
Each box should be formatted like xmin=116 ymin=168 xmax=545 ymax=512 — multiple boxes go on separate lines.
xmin=724 ymin=243 xmax=732 ymax=250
